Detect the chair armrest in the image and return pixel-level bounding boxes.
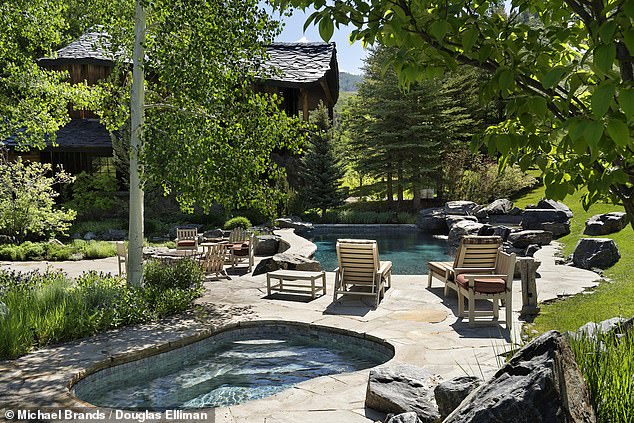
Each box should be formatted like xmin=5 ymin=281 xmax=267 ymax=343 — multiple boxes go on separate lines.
xmin=453 ymin=267 xmax=495 ymax=273
xmin=460 ymin=273 xmax=509 ymax=279
xmin=378 ymin=261 xmax=392 ymax=275
xmin=333 ymin=267 xmax=340 ymax=273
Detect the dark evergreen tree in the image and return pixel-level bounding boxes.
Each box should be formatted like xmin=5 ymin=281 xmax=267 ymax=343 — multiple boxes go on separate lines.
xmin=300 ymin=104 xmax=348 ymax=217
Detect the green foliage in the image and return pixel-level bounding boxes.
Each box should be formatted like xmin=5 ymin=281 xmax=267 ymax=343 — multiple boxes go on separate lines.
xmin=274 ymin=0 xmax=634 ymax=224
xmin=0 ymin=263 xmax=203 ymax=359
xmin=65 ymin=172 xmax=124 ymax=220
xmin=0 ymin=158 xmax=76 ymax=242
xmin=451 ymin=159 xmax=537 ymax=203
xmin=341 ymin=46 xmax=490 ymax=206
xmin=299 ymin=104 xmax=348 ymax=217
xmin=143 ymin=258 xmax=204 ymax=291
xmin=223 ymin=216 xmax=252 ymax=230
xmin=0 ymin=241 xmax=116 ymax=261
xmin=305 ymin=209 xmax=416 ymax=224
xmin=570 ymin=331 xmax=634 ymax=422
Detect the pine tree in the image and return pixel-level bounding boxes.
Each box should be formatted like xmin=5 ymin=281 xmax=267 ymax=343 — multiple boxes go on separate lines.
xmin=300 ymin=104 xmax=348 ymax=218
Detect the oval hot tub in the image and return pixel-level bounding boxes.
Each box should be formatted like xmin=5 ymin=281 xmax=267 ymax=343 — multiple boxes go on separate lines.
xmin=72 ymin=322 xmax=394 ymax=410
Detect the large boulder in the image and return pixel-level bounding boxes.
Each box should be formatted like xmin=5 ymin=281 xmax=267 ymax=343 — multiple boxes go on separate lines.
xmin=416 ymin=207 xmax=448 ymax=234
xmin=445 ymin=215 xmax=478 ymax=231
xmin=252 ymin=253 xmax=321 ymax=275
xmin=572 ymin=317 xmax=630 ymax=341
xmin=202 ymin=228 xmax=225 ymax=240
xmin=584 ymin=212 xmax=628 ymax=236
xmin=365 ymin=364 xmax=441 ymax=423
xmin=444 ymin=201 xmax=478 ymax=216
xmin=275 ymin=217 xmax=313 ymax=231
xmin=507 ymin=230 xmax=553 ymax=249
xmin=572 ymin=238 xmax=620 ymax=270
xmin=483 ymin=198 xmax=514 ymax=215
xmin=521 ymin=209 xmax=571 ymax=238
xmin=445 ymin=331 xmax=595 ymax=423
xmin=385 ymin=412 xmax=422 ymax=423
xmin=434 ymin=376 xmax=482 ymax=420
xmin=100 ymin=228 xmax=127 ymax=241
xmin=448 ymin=220 xmax=484 ymax=245
xmin=527 ymin=199 xmax=574 ymax=218
xmin=254 ymin=235 xmax=281 ymax=256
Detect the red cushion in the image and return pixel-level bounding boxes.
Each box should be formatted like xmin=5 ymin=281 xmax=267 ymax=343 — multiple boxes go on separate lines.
xmin=177 ymin=240 xmax=196 ymax=247
xmin=456 ymin=274 xmax=506 ymax=294
xmin=230 ymin=243 xmax=249 ymax=256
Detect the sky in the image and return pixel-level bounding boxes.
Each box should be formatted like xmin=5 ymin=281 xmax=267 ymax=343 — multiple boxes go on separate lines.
xmin=267 ymin=7 xmax=368 ymax=75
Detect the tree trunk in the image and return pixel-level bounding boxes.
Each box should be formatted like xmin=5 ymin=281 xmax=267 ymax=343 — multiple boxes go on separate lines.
xmin=412 ymin=175 xmax=420 ymax=209
xmin=397 ymin=162 xmax=404 ymax=209
xmin=386 ymin=166 xmax=393 ymax=209
xmin=127 ymin=0 xmax=146 ymax=288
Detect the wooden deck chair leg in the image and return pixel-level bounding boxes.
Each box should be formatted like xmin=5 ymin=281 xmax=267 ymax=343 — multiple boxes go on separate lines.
xmin=468 ymin=292 xmax=476 ymax=327
xmin=458 ymin=291 xmax=465 ymax=318
xmin=506 ymin=292 xmax=513 ymax=330
xmin=333 ymin=272 xmax=340 ymax=303
xmin=493 ymin=298 xmax=499 ymax=320
xmin=428 ymin=273 xmax=432 ymax=288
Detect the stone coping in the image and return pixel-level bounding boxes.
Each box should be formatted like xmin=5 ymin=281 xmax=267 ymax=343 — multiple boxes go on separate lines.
xmin=273 ymin=228 xmax=317 ymax=258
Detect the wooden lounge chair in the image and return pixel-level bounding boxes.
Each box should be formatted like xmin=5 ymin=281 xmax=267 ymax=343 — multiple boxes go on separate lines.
xmin=333 ymin=239 xmax=392 ymax=308
xmin=428 ymin=235 xmax=502 ymax=296
xmin=201 ymin=243 xmax=229 ymax=279
xmin=228 ymin=228 xmax=254 ymax=272
xmin=457 ymin=250 xmax=516 ymax=329
xmin=116 ymin=241 xmax=127 ymax=277
xmin=175 ymin=228 xmax=198 ymax=251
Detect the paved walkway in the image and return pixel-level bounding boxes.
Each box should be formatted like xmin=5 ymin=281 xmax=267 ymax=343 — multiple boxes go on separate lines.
xmin=0 ymin=232 xmax=600 ymax=422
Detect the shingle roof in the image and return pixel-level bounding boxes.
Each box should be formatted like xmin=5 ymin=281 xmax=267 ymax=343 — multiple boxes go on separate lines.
xmin=264 ymin=42 xmax=337 ymax=84
xmin=3 ymin=119 xmax=112 ymax=150
xmin=38 ymin=31 xmax=125 ymax=67
xmin=39 ymin=35 xmax=337 ymax=85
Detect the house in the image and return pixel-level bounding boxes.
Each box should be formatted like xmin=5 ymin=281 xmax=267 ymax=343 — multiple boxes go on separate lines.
xmin=4 ymin=30 xmax=339 ymax=174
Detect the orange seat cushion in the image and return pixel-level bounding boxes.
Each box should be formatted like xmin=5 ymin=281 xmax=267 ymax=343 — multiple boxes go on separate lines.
xmin=230 ymin=243 xmax=249 ymax=256
xmin=177 ymin=240 xmax=197 ymax=247
xmin=456 ymin=274 xmax=506 ymax=294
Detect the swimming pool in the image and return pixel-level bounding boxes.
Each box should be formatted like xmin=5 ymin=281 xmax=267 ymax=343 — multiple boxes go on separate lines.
xmin=72 ymin=322 xmax=393 ymax=410
xmin=305 ymin=225 xmax=452 ymax=275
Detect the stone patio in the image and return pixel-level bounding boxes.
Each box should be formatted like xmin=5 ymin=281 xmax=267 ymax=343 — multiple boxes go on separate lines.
xmin=0 ymin=230 xmax=600 ymax=422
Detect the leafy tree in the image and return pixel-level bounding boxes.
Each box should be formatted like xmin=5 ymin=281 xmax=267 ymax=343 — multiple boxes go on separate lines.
xmin=275 ymin=0 xmax=634 ymax=227
xmin=0 ymin=157 xmax=76 ymax=242
xmin=101 ymin=0 xmax=303 ymax=285
xmin=300 ymin=104 xmax=348 ymax=217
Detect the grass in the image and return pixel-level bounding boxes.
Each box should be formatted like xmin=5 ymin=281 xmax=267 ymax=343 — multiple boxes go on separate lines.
xmin=0 ymin=240 xmax=116 ymax=261
xmin=570 ymin=330 xmax=634 ymax=422
xmin=515 ymin=186 xmax=634 ymax=334
xmin=0 ymin=260 xmax=204 ymax=359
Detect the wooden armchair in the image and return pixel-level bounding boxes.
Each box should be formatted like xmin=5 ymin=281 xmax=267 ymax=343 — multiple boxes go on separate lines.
xmin=456 ymin=250 xmax=516 ymax=329
xmin=176 ymin=228 xmax=198 ymax=251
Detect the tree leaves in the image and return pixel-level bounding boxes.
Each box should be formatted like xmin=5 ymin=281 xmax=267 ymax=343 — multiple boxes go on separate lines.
xmin=593 ymin=43 xmax=616 ymax=74
xmin=318 ymin=16 xmax=334 ymax=42
xmin=607 ymin=119 xmax=631 ymax=146
xmin=591 ymin=82 xmax=615 ymax=118
xmin=618 ymin=88 xmax=634 ymax=119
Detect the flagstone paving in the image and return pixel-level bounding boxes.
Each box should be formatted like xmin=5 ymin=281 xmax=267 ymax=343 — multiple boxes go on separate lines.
xmin=0 ymin=230 xmax=600 ymax=422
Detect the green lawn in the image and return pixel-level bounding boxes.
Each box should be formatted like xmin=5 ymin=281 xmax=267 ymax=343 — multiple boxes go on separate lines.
xmin=514 ymin=187 xmax=634 ymax=333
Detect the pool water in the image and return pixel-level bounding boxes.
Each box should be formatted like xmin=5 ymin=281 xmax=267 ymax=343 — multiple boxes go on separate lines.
xmin=73 ymin=325 xmax=392 ymax=410
xmin=306 ymin=227 xmax=452 ymax=275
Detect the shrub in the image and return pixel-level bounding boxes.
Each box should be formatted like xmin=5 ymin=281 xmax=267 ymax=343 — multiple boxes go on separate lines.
xmin=0 ymin=266 xmax=204 ymax=360
xmin=143 ymin=258 xmax=204 ymax=291
xmin=0 ymin=158 xmax=76 ymax=242
xmin=0 ymin=241 xmax=116 ymax=261
xmin=65 ymin=172 xmax=124 ymax=220
xmin=224 ymin=216 xmax=252 ymax=230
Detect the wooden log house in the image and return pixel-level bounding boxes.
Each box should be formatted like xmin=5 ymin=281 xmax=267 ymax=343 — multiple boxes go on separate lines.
xmin=3 ymin=31 xmax=339 ymax=175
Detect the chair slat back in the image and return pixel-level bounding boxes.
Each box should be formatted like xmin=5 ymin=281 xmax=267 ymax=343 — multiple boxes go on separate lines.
xmin=116 ymin=241 xmax=127 ymax=257
xmin=495 ymin=251 xmax=516 ymax=287
xmin=204 ymin=244 xmax=226 ymax=273
xmin=454 ymin=236 xmax=502 ymax=268
xmin=229 ymin=228 xmax=248 ymax=243
xmin=336 ymin=239 xmax=379 ymax=286
xmin=177 ymin=228 xmax=198 ymax=241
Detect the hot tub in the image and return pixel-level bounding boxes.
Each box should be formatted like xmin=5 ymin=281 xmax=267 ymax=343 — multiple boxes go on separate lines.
xmin=72 ymin=321 xmax=394 ymax=410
